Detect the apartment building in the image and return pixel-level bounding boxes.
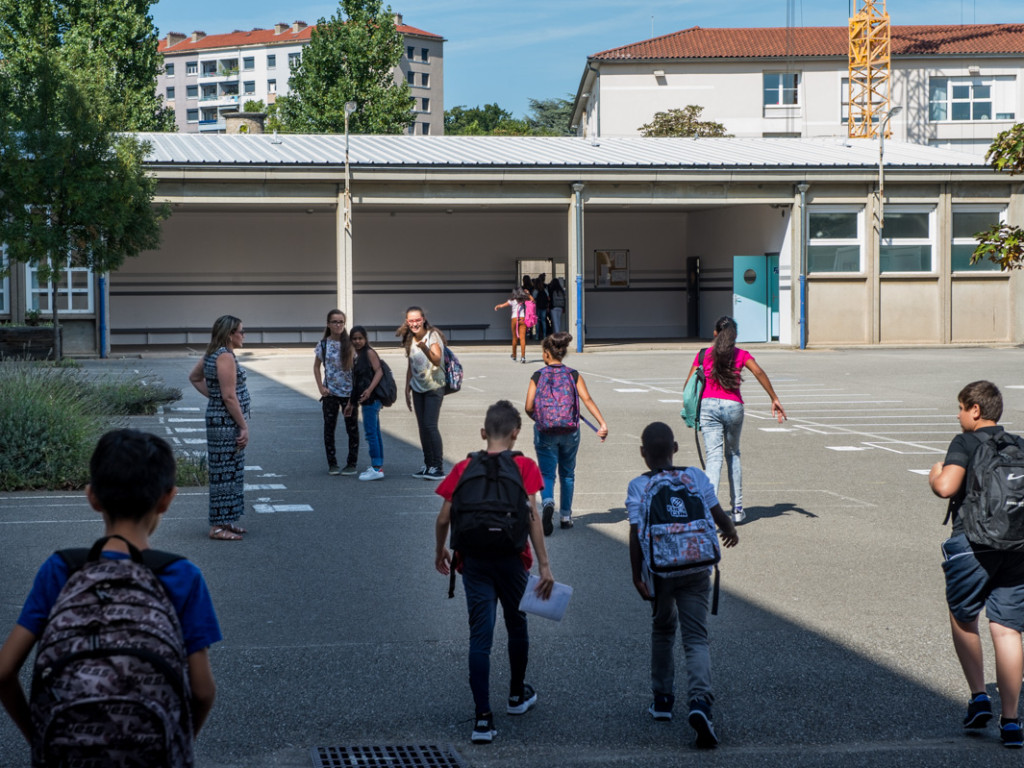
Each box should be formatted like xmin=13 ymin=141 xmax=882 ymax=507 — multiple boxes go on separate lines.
xmin=571 ymin=24 xmax=1024 ymax=155
xmin=158 ymin=15 xmax=444 ymax=135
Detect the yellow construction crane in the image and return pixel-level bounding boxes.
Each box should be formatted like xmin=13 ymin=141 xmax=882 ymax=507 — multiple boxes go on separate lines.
xmin=848 ymin=0 xmax=892 ymax=138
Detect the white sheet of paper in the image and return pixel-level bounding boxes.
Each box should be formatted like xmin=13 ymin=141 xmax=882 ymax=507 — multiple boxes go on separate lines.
xmin=518 ymin=574 xmax=573 ymax=621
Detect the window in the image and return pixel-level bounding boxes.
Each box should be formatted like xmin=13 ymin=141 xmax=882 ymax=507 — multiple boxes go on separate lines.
xmin=420 ymin=72 xmax=429 ymax=87
xmin=186 ymin=108 xmax=199 ymax=122
xmin=267 ymin=54 xmax=276 ymax=69
xmin=288 ymin=52 xmax=300 ymax=69
xmin=27 ymin=261 xmax=93 ymax=314
xmin=421 ymin=97 xmax=429 ymax=112
xmin=201 ymin=108 xmax=217 ymax=122
xmin=763 ymin=72 xmax=799 ymax=106
xmin=840 ymin=76 xmax=881 ymax=125
xmin=267 ymin=79 xmax=276 ymax=93
xmin=165 ymin=63 xmax=175 ymax=77
xmin=952 ymin=208 xmax=1004 ymax=271
xmin=165 ymin=86 xmax=175 ymax=100
xmin=186 ymin=84 xmax=198 ymax=99
xmin=420 ymin=48 xmax=428 ymax=62
xmin=243 ymin=81 xmax=255 ymax=94
xmin=406 ymin=71 xmax=415 ymax=85
xmin=201 ymin=85 xmax=216 ymax=100
xmin=880 ymin=209 xmax=934 ymax=273
xmin=930 ymin=76 xmax=1016 ymax=122
xmin=421 ymin=122 xmax=430 ymax=135
xmin=243 ymin=56 xmax=254 ymax=71
xmin=808 ymin=209 xmax=862 ymax=273
xmin=186 ymin=60 xmax=197 ymax=75
xmin=200 ymin=61 xmax=217 ymax=77
xmin=407 ymin=46 xmax=414 ymax=59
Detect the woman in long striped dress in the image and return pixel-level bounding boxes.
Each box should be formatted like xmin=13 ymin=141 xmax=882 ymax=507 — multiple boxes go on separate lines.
xmin=189 ymin=315 xmax=251 ymax=540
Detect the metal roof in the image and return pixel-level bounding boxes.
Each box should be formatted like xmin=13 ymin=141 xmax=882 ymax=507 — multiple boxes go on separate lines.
xmin=137 ymin=133 xmax=989 ymax=171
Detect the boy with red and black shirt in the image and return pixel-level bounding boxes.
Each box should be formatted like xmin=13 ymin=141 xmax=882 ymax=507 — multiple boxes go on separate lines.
xmin=434 ymin=400 xmax=554 ymax=744
xmin=930 ymin=380 xmax=1024 ymax=748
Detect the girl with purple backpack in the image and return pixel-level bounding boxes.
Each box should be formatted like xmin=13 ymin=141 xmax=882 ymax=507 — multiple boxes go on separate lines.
xmin=524 ymin=332 xmax=608 ymax=535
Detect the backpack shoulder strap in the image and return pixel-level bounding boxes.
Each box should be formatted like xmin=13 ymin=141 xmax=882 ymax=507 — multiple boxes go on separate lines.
xmin=55 ymin=548 xmax=91 ymax=574
xmin=55 ymin=547 xmax=184 ymax=576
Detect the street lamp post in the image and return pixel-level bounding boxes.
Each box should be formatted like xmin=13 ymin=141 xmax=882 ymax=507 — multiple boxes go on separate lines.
xmin=339 ymin=100 xmax=358 ymax=313
xmin=877 ymin=105 xmax=902 ymax=233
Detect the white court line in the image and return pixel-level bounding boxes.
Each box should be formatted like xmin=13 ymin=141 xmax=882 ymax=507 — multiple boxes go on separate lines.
xmin=166 ymin=418 xmax=204 ymax=423
xmin=614 ymin=388 xmax=649 ymax=393
xmin=827 ymin=446 xmax=872 ymax=451
xmin=172 ymin=428 xmax=206 ymax=433
xmin=245 ymin=484 xmax=286 ymax=491
xmin=253 ymin=504 xmax=314 ymax=514
xmin=908 ymin=469 xmax=932 ymax=475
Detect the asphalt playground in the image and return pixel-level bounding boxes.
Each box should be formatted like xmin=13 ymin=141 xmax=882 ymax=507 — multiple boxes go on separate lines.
xmin=3 ymin=343 xmax=1024 ymax=768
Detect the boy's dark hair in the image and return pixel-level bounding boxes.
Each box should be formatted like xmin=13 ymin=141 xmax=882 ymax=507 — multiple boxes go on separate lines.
xmin=959 ymin=380 xmax=1003 ymax=422
xmin=485 ymin=400 xmax=521 ymax=438
xmin=641 ymin=422 xmax=675 ymax=464
xmin=89 ymin=429 xmax=176 ymax=520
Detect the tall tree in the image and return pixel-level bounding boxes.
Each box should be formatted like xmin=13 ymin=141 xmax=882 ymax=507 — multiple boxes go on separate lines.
xmin=526 ymin=95 xmax=575 ymax=136
xmin=277 ymin=0 xmax=413 ymax=134
xmin=444 ymin=103 xmax=530 ymax=136
xmin=0 ymin=14 xmax=167 ymax=357
xmin=639 ymin=105 xmax=730 ymax=138
xmin=0 ymin=0 xmax=174 ymax=131
xmin=971 ymin=123 xmax=1024 ymax=269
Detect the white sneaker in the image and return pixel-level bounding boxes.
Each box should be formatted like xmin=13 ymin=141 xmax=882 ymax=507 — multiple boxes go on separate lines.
xmin=358 ymin=467 xmax=384 ymax=481
xmin=732 ymin=507 xmax=746 ymax=524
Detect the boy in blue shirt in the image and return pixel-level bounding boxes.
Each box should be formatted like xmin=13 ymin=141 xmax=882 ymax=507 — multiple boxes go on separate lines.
xmin=0 ymin=429 xmax=222 ymax=757
xmin=626 ymin=422 xmax=738 ymax=749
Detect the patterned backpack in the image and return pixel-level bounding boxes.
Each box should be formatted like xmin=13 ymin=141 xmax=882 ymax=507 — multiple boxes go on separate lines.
xmin=442 ymin=346 xmax=463 ymax=395
xmin=636 ymin=468 xmax=722 ymax=610
xmin=533 ymin=365 xmax=579 ymax=433
xmin=30 ymin=536 xmax=193 ymax=768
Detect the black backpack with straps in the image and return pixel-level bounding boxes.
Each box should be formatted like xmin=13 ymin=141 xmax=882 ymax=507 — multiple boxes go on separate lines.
xmin=947 ymin=428 xmax=1024 ymax=551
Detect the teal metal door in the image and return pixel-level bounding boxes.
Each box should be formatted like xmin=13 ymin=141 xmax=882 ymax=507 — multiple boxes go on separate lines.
xmin=733 ymin=256 xmax=770 ymax=343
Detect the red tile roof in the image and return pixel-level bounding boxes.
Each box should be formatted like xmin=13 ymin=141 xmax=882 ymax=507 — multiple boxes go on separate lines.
xmin=160 ymin=23 xmax=441 ymax=54
xmin=591 ymin=24 xmax=1024 ymax=60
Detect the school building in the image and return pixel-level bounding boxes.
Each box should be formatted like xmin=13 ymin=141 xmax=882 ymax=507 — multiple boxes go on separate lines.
xmin=2 ymin=133 xmax=1019 ymax=354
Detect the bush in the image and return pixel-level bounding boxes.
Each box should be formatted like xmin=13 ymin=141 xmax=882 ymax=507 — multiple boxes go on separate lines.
xmin=175 ymin=450 xmax=209 ymax=488
xmin=0 ymin=362 xmax=183 ymax=490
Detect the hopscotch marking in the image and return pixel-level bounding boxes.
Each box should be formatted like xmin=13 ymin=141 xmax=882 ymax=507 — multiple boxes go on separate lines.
xmin=253 ymin=504 xmax=314 ymax=514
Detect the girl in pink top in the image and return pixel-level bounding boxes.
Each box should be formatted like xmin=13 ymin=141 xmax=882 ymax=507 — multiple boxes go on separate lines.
xmin=683 ymin=316 xmax=786 ymax=524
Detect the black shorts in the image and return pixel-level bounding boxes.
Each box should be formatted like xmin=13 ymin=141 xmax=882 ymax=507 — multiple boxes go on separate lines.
xmin=942 ymin=533 xmax=1024 ymax=631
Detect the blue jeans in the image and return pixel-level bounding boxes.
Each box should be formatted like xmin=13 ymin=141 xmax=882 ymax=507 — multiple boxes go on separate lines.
xmin=651 ymin=570 xmax=714 ymax=704
xmin=534 ymin=426 xmax=580 ymax=518
xmin=700 ymin=398 xmax=744 ymax=510
xmin=361 ymin=400 xmax=383 ymax=469
xmin=462 ymin=554 xmax=530 ymax=716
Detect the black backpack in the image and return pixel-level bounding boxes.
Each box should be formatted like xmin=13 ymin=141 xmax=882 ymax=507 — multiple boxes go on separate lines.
xmin=450 ymin=451 xmax=531 ymax=557
xmin=30 ymin=535 xmax=193 ymax=768
xmin=949 ymin=429 xmax=1024 ymax=551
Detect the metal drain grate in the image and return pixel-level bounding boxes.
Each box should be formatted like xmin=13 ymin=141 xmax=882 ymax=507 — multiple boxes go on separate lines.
xmin=311 ymin=744 xmax=466 ymax=768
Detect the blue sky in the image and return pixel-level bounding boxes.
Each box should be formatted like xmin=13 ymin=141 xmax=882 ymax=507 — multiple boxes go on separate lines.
xmin=151 ymin=0 xmax=1024 ymax=118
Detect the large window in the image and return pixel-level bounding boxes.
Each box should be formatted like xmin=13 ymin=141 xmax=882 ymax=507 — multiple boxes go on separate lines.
xmin=288 ymin=52 xmax=301 ymax=69
xmin=763 ymin=72 xmax=799 ymax=106
xmin=166 ymin=86 xmax=175 ymax=100
xmin=880 ymin=209 xmax=933 ymax=273
xmin=165 ymin=63 xmax=175 ymax=77
xmin=952 ymin=208 xmax=1004 ymax=272
xmin=267 ymin=54 xmax=276 ymax=69
xmin=186 ymin=109 xmax=199 ymax=123
xmin=242 ymin=56 xmax=254 ymax=71
xmin=808 ymin=209 xmax=862 ymax=273
xmin=186 ymin=60 xmax=197 ymax=75
xmin=27 ymin=261 xmax=94 ymax=314
xmin=839 ymin=76 xmax=882 ymax=125
xmin=186 ymin=84 xmax=198 ymax=99
xmin=930 ymin=76 xmax=1016 ymax=122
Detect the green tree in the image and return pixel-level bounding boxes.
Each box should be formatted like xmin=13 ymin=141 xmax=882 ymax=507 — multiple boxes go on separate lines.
xmin=638 ymin=105 xmax=730 ymax=138
xmin=0 ymin=0 xmax=174 ymax=131
xmin=526 ymin=95 xmax=575 ymax=136
xmin=444 ymin=103 xmax=531 ymax=136
xmin=971 ymin=123 xmax=1024 ymax=270
xmin=276 ymin=0 xmax=412 ymax=134
xmin=0 ymin=22 xmax=167 ymax=357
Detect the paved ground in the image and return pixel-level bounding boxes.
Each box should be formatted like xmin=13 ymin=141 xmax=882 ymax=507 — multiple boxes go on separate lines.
xmin=3 ymin=344 xmax=1024 ymax=767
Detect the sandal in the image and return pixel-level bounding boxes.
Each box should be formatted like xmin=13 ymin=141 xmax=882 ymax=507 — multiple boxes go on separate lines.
xmin=225 ymin=523 xmax=247 ymax=535
xmin=209 ymin=527 xmax=243 ymax=541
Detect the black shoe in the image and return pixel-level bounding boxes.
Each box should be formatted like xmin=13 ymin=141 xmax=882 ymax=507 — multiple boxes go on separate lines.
xmin=964 ymin=693 xmax=993 ymax=729
xmin=649 ymin=692 xmax=674 ymax=721
xmin=471 ymin=712 xmax=497 ymax=744
xmin=542 ymin=502 xmax=554 ymax=536
xmin=507 ymin=684 xmax=537 ymax=715
xmin=560 ymin=516 xmax=573 ymax=529
xmin=688 ymin=700 xmax=718 ymax=749
xmin=423 ymin=466 xmax=447 ymax=481
xmin=1002 ymin=718 xmax=1023 ymax=748
xmin=340 ymin=463 xmax=358 ymax=476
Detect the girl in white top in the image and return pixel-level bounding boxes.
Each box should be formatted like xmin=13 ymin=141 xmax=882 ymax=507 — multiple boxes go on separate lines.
xmin=398 ymin=306 xmax=447 ymax=481
xmin=495 ymin=287 xmax=529 ymax=364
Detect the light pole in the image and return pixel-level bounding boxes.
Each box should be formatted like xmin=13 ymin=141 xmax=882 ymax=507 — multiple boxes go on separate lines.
xmin=339 ymin=100 xmax=358 ymax=312
xmin=877 ymin=105 xmax=902 ymax=232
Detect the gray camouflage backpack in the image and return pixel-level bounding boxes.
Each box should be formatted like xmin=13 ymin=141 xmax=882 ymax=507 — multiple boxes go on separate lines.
xmin=30 ymin=535 xmax=193 ymax=768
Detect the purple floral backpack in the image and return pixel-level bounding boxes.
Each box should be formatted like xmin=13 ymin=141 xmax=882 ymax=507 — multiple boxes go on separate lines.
xmin=533 ymin=365 xmax=579 ymax=433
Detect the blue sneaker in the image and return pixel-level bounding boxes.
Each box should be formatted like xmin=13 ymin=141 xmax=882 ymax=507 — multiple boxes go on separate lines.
xmin=963 ymin=693 xmax=992 ymax=729
xmin=688 ymin=699 xmax=719 ymax=749
xmin=649 ymin=692 xmax=674 ymax=721
xmin=1001 ymin=719 xmax=1023 ymax=749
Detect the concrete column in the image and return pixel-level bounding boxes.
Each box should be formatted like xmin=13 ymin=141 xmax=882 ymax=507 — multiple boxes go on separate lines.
xmin=337 ymin=186 xmax=353 ymax=317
